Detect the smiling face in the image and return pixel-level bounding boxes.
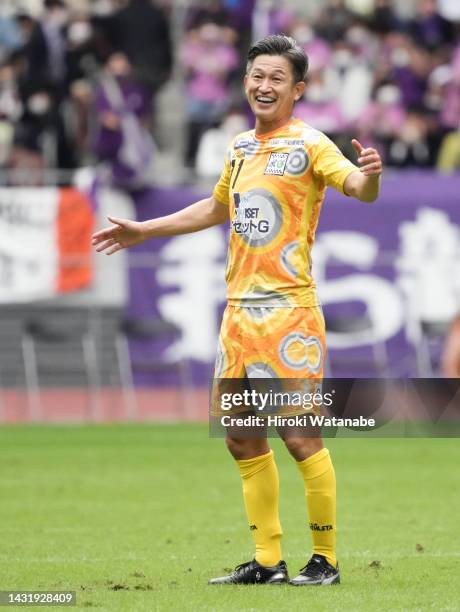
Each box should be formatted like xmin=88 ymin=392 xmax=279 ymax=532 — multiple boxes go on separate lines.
xmin=245 ymin=54 xmax=305 ymax=135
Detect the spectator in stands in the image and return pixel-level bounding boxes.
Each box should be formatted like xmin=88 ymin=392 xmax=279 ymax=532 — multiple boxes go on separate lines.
xmin=0 ymin=10 xmax=22 ymax=61
xmin=295 ymin=71 xmax=347 ymax=137
xmin=68 ymin=78 xmax=92 ymax=164
xmin=7 ymin=109 xmax=46 ymax=185
xmin=289 ymin=17 xmax=332 ymax=73
xmin=110 ymin=0 xmax=172 ymax=98
xmin=14 ymin=4 xmax=75 ymax=168
xmin=0 ymin=60 xmax=21 ymax=165
xmin=195 ymin=108 xmax=248 ymax=178
xmin=41 ymin=0 xmax=68 ymax=92
xmin=0 ymin=60 xmax=22 ymax=124
xmin=64 ymin=13 xmax=98 ymax=164
xmin=388 ymin=105 xmax=435 ymax=166
xmin=367 ymin=0 xmax=402 ymax=35
xmin=355 ymin=82 xmax=406 ymax=157
xmin=387 ymin=34 xmax=431 ymax=108
xmin=89 ymin=0 xmax=120 ymax=64
xmin=410 ymin=0 xmax=453 ymax=51
xmin=325 ymin=39 xmax=373 ymax=124
xmin=223 ymin=0 xmax=256 ymax=57
xmin=181 ymin=20 xmax=239 ymax=168
xmin=185 ymin=0 xmax=230 ymax=30
xmin=93 ymin=51 xmax=155 ymax=191
xmin=65 ymin=12 xmax=97 ymax=87
xmin=0 ymin=0 xmax=459 ymax=176
xmin=315 ymin=0 xmax=355 ymax=43
xmin=186 ymin=0 xmax=254 ymax=79
xmin=14 ymin=11 xmax=49 ymax=97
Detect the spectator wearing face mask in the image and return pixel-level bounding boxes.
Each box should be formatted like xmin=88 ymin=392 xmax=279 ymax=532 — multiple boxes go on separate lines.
xmin=324 ymin=40 xmax=373 ymax=124
xmin=65 ymin=13 xmax=96 ymax=87
xmin=295 ymin=71 xmax=347 ymax=137
xmin=181 ymin=20 xmax=239 ymax=168
xmin=14 ymin=12 xmax=49 ymax=96
xmin=93 ymin=51 xmax=155 ymax=191
xmin=289 ymin=18 xmax=332 ymax=74
xmin=384 ymin=33 xmax=431 ymax=109
xmin=355 ymin=82 xmax=407 ymax=158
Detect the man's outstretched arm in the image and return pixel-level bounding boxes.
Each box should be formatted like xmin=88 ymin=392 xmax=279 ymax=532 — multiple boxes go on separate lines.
xmin=344 ymin=139 xmax=382 ymax=203
xmin=92 ymin=195 xmax=229 ymax=255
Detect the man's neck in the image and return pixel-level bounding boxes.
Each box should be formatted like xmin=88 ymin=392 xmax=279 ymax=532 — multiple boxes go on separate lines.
xmin=254 ymin=116 xmax=293 ymax=137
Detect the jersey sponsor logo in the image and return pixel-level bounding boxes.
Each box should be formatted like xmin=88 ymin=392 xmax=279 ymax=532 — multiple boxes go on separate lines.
xmin=264 ymin=152 xmax=288 ymax=176
xmin=231 ymin=189 xmax=283 ymax=246
xmin=233 ymin=217 xmax=270 ymax=235
xmin=232 ymin=192 xmax=268 ymax=234
xmin=268 ymin=138 xmax=306 ymax=147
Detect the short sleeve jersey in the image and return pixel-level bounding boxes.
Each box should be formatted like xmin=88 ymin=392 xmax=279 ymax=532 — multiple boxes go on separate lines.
xmin=213 ymin=117 xmax=359 ymax=307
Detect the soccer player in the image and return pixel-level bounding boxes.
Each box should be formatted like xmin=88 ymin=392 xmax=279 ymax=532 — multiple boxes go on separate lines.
xmin=92 ymin=35 xmax=382 ymax=586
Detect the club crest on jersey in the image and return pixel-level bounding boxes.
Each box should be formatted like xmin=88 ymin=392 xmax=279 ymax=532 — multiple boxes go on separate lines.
xmin=264 ymin=152 xmax=288 ymax=176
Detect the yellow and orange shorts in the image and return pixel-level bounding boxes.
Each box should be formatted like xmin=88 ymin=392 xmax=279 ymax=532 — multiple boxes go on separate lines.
xmin=211 ymin=305 xmax=326 ymax=417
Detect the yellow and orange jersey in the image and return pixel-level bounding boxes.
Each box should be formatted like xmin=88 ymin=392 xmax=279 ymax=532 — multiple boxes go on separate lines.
xmin=213 ymin=117 xmax=359 ymax=307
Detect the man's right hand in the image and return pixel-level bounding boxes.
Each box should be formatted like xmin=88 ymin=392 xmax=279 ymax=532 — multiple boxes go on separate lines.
xmin=92 ymin=216 xmax=146 ymax=255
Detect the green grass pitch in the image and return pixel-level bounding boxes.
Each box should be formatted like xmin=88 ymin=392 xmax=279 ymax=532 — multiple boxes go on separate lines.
xmin=0 ymin=424 xmax=459 ymax=611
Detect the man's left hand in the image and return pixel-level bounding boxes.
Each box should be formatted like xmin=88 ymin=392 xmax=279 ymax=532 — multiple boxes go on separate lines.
xmin=351 ymin=139 xmax=382 ymax=176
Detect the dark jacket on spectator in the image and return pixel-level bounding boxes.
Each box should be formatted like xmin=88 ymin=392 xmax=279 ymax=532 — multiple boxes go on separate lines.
xmin=112 ymin=0 xmax=172 ymax=95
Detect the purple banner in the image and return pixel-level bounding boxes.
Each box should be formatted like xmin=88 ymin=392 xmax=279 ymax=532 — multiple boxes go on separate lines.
xmin=126 ymin=171 xmax=460 ymax=383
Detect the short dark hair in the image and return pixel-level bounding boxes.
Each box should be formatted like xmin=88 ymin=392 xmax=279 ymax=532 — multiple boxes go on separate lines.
xmin=247 ymin=35 xmax=309 ymax=83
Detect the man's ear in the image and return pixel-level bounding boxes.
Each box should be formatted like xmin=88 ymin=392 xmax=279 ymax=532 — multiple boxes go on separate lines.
xmin=294 ymin=81 xmax=306 ymax=101
xmin=244 ymin=73 xmax=248 ymax=95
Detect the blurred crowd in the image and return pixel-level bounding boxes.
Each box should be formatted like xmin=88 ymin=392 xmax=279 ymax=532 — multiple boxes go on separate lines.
xmin=189 ymin=0 xmax=460 ymax=176
xmin=0 ymin=0 xmax=172 ymax=187
xmin=0 ymin=0 xmax=460 ymax=187
xmin=291 ymin=0 xmax=460 ymax=173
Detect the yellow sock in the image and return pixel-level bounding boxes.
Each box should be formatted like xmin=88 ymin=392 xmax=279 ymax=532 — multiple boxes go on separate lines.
xmin=236 ymin=450 xmax=282 ymax=567
xmin=296 ymin=448 xmax=337 ymax=567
